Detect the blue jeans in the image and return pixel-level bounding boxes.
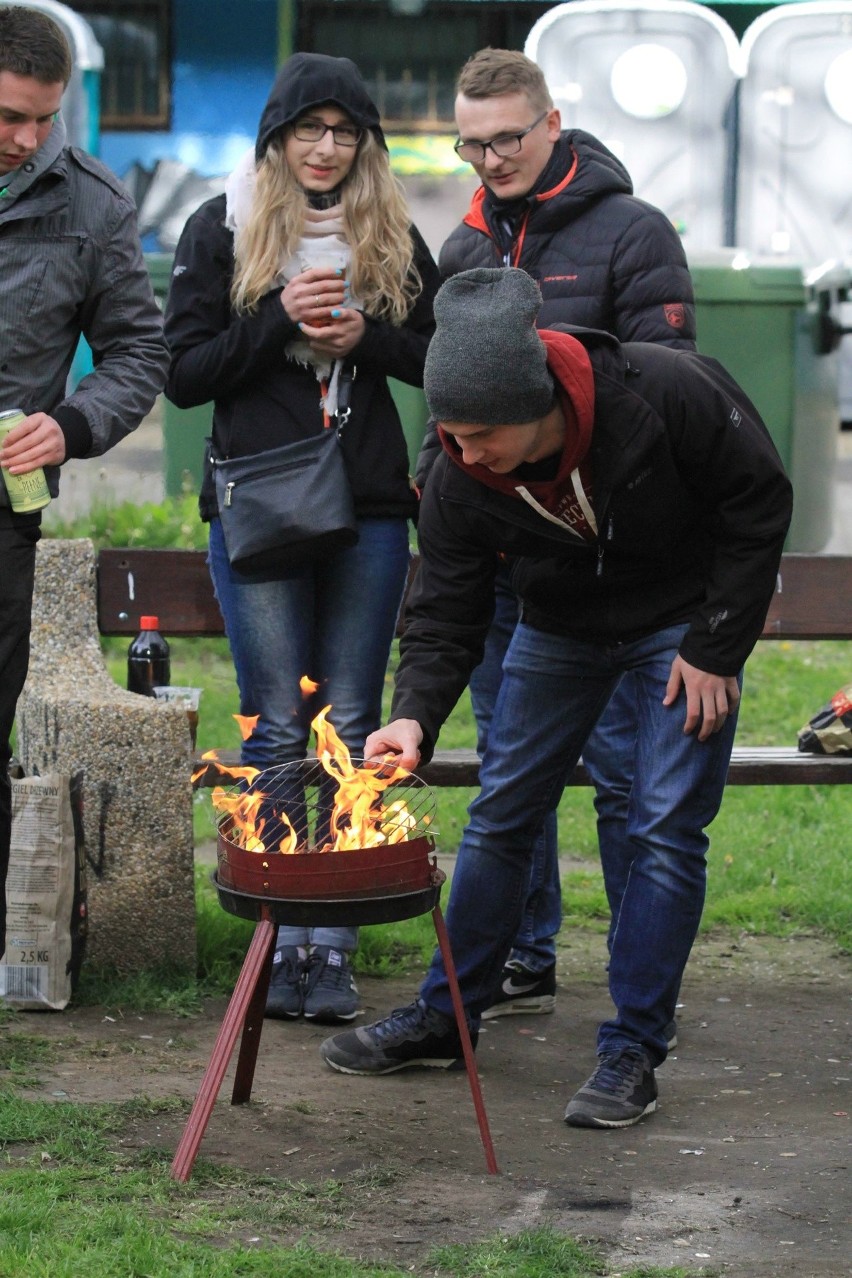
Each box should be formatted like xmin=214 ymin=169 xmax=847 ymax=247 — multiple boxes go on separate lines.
xmin=208 ymin=515 xmax=410 ymax=951
xmin=468 ymin=568 xmax=559 ymax=973
xmin=469 ymin=565 xmax=638 ymax=973
xmin=421 ymin=621 xmax=739 ymax=1065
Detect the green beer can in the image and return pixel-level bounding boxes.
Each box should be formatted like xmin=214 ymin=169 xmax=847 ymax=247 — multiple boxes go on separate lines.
xmin=0 ymin=409 xmax=51 ymax=513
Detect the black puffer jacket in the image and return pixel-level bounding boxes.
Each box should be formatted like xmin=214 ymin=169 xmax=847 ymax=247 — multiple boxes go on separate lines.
xmin=441 ymin=131 xmax=695 ymax=342
xmin=164 ymin=56 xmax=440 ymax=522
xmin=394 ymin=328 xmax=793 ymax=761
xmin=416 ymin=130 xmax=695 ymax=487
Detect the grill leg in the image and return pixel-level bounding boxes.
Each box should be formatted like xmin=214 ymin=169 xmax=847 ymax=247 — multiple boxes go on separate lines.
xmin=432 ymin=902 xmax=499 ymax=1175
xmin=170 ymin=911 xmax=276 ymax=1182
xmin=232 ymin=923 xmax=276 ymax=1104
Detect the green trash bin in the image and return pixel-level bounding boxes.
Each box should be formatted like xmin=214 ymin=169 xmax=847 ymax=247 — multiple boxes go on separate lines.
xmin=690 ymin=251 xmax=849 ymax=552
xmin=145 ymin=252 xmax=212 ymax=497
xmin=389 ymin=378 xmax=430 ymax=471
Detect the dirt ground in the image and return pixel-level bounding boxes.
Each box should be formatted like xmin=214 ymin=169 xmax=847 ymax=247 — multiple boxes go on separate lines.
xmin=11 ymin=927 xmax=850 ymax=1277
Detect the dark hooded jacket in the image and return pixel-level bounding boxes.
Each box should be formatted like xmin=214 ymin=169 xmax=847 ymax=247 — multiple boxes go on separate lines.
xmin=164 ymin=54 xmax=439 ymax=522
xmin=415 ymin=130 xmax=696 ymax=487
xmin=393 ymin=327 xmax=793 ymax=761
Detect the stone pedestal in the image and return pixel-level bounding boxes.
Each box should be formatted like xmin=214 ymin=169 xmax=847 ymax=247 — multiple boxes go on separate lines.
xmin=17 ymin=539 xmax=196 ymax=975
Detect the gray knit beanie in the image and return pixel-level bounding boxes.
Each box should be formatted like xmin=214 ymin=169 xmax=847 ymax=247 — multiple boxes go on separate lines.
xmin=424 ymin=268 xmax=554 ymax=425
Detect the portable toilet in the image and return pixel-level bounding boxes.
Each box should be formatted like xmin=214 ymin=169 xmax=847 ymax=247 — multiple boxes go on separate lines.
xmin=738 ymin=2 xmax=852 ymax=433
xmin=525 ymin=0 xmax=743 ymax=251
xmin=5 ymin=0 xmax=103 ymax=153
xmin=737 ymin=0 xmax=852 ymax=261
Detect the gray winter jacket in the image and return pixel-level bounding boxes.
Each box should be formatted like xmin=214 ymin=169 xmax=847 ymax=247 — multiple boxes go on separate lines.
xmin=0 ymin=116 xmax=168 ymax=508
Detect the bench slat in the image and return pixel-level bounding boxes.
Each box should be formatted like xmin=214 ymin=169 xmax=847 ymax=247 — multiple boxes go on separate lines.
xmin=98 ymin=548 xmax=222 ymax=636
xmin=98 ymin=549 xmax=852 ymax=641
xmin=191 ymin=744 xmax=852 ymax=790
xmin=763 ymin=556 xmax=852 ymax=638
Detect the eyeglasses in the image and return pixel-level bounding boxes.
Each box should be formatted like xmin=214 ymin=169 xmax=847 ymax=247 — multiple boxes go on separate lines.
xmin=292 ymin=118 xmax=363 ymax=147
xmin=453 ymin=111 xmax=548 ymax=164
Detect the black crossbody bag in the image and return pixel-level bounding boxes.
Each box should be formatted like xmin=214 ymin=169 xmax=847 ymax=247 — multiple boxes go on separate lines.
xmin=212 ymin=370 xmax=358 ymax=574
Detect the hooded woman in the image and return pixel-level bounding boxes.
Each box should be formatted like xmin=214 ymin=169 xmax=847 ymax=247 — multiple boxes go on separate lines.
xmin=165 ymin=53 xmax=439 ymax=1024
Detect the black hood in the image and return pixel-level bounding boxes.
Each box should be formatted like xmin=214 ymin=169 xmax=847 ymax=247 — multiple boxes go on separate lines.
xmin=255 ymin=53 xmax=386 ymax=160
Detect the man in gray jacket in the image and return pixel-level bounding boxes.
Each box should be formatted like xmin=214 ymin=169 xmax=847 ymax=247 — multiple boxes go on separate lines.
xmin=0 ymin=6 xmax=169 ymax=954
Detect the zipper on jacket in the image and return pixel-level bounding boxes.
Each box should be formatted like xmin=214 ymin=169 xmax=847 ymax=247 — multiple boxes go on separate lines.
xmin=597 ymin=514 xmax=614 ymax=577
xmin=224 ymin=481 xmax=234 ymax=508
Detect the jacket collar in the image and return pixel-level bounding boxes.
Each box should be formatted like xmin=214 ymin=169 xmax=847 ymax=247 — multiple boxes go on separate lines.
xmin=0 ymin=113 xmax=67 ymax=210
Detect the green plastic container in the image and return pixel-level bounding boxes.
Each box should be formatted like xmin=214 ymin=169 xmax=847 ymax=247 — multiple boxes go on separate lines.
xmin=690 ymin=251 xmax=849 ymax=551
xmin=145 ymin=253 xmax=211 ymax=496
xmin=389 ymin=378 xmax=430 ymax=471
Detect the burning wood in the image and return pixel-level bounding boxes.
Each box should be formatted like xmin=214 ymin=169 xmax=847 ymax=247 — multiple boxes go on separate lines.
xmin=204 ymin=694 xmax=426 ymax=856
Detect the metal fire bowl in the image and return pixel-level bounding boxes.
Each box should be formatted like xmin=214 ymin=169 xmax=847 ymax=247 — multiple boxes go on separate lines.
xmin=213 ymin=865 xmax=446 ymax=926
xmin=217 ymin=823 xmax=437 ymax=901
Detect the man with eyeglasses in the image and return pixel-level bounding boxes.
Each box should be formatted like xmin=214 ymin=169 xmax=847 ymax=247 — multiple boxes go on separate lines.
xmin=413 ymin=47 xmax=698 ymax=1029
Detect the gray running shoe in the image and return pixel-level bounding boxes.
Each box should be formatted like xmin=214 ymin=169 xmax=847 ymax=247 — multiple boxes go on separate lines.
xmin=320 ymin=999 xmax=475 ymax=1075
xmin=303 ymin=946 xmax=359 ymax=1023
xmin=265 ymin=946 xmax=305 ymax=1020
xmin=482 ymin=960 xmax=556 ymax=1019
xmin=564 ymin=1047 xmax=658 ymax=1128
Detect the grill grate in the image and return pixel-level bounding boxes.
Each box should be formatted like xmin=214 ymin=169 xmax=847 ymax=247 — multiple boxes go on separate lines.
xmin=214 ymin=757 xmax=436 ymax=855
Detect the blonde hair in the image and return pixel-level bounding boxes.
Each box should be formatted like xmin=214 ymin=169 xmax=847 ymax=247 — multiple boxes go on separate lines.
xmin=231 ymin=130 xmax=420 ymax=324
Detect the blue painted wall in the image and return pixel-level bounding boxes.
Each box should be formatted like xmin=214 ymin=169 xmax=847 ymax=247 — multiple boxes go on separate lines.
xmin=99 ymin=0 xmax=279 ymax=179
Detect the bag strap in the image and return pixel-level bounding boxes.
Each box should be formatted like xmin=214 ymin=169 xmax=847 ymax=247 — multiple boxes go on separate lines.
xmin=336 ymin=365 xmax=355 ymax=432
xmin=320 ymin=365 xmax=356 ymax=433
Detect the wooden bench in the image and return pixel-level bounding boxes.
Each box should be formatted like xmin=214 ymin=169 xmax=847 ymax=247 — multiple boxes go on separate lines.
xmin=95 ymin=548 xmax=852 ymax=789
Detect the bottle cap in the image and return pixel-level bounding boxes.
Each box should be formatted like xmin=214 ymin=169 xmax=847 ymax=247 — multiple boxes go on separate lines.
xmin=140 ymin=615 xmax=160 ymax=630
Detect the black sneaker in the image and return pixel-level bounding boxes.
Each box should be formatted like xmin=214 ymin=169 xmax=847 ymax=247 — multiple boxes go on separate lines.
xmin=265 ymin=946 xmax=305 ymax=1019
xmin=481 ymin=960 xmax=556 ymax=1020
xmin=302 ymin=946 xmax=359 ymax=1023
xmin=319 ymin=999 xmax=476 ymax=1075
xmin=564 ymin=1047 xmax=658 ymax=1128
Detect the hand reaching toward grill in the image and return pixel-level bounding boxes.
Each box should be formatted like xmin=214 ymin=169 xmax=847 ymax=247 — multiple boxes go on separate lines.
xmin=364 ymin=719 xmax=423 ymax=771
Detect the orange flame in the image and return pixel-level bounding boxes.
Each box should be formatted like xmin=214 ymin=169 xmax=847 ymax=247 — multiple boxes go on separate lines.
xmin=212 ymin=785 xmax=267 ymax=852
xmin=234 ymin=713 xmax=260 ymax=741
xmin=209 ymin=683 xmax=420 ymax=855
xmin=312 ymin=705 xmax=411 ymax=851
xmin=191 ymin=748 xmax=261 ymax=788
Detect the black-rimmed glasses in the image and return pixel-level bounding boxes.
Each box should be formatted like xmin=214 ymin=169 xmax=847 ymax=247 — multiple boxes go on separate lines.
xmin=292 ymin=118 xmax=363 ymax=147
xmin=453 ymin=111 xmax=548 ymax=164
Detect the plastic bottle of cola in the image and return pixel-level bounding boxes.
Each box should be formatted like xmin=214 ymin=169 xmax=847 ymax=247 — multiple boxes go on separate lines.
xmin=127 ymin=615 xmax=171 ymax=696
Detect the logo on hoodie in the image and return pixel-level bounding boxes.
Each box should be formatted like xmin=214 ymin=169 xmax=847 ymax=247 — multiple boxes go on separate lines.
xmin=663 ymin=303 xmax=686 ymax=328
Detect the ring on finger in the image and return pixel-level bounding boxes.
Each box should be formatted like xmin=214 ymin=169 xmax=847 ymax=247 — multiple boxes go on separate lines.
xmin=314 ymin=294 xmax=320 ymax=304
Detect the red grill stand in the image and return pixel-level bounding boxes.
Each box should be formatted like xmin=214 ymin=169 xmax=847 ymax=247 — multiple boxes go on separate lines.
xmin=170 ymin=870 xmax=499 ymax=1181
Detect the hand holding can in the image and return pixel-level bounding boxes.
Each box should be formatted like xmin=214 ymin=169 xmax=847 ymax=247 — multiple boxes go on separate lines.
xmin=0 ymin=410 xmax=51 ymax=513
